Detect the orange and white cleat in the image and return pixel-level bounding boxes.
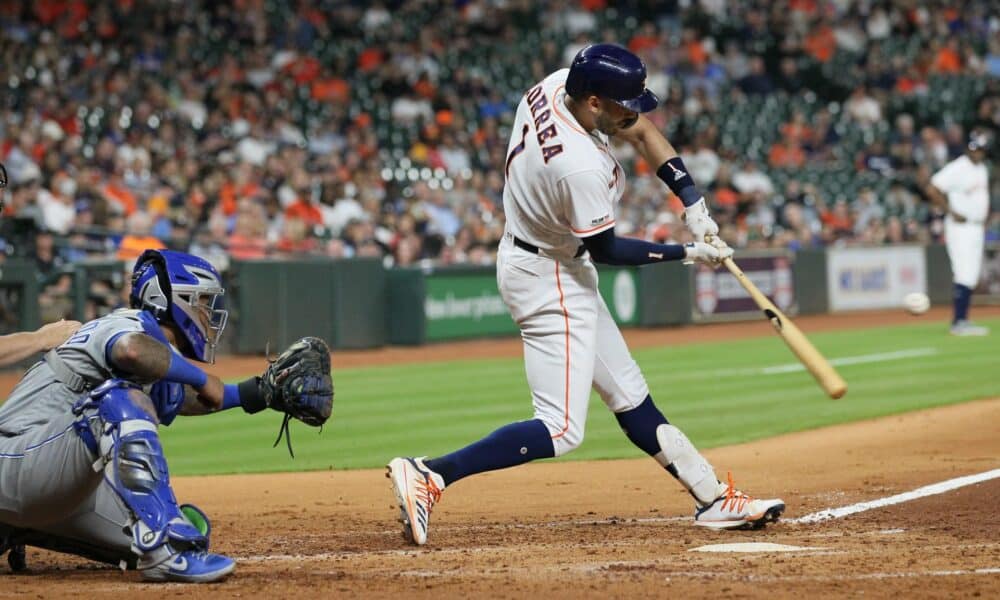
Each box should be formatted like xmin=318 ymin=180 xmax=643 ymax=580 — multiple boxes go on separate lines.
xmin=386 ymin=457 xmax=445 ymax=545
xmin=694 ymin=472 xmax=785 ymax=530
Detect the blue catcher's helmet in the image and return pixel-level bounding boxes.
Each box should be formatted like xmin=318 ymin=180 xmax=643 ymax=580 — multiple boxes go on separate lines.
xmin=130 ymin=249 xmax=228 ymax=363
xmin=565 ymin=43 xmax=659 ymax=113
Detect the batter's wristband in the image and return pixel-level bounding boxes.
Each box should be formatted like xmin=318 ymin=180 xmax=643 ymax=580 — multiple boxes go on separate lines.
xmin=238 ymin=376 xmax=267 ymax=414
xmin=656 ymin=157 xmax=701 ymax=207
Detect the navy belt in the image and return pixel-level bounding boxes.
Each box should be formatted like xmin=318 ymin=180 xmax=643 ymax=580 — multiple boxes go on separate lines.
xmin=513 ymin=236 xmax=586 ymax=258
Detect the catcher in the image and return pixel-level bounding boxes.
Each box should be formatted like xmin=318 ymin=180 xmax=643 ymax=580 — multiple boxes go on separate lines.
xmin=0 ymin=249 xmax=333 ymax=582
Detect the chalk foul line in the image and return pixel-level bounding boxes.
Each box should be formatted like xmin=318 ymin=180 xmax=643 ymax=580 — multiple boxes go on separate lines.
xmin=792 ymin=468 xmax=1000 ymax=524
xmin=758 ymin=347 xmax=939 ymax=375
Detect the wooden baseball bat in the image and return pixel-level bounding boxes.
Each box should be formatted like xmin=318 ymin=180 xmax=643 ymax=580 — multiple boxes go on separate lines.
xmin=721 ymin=256 xmax=847 ymax=399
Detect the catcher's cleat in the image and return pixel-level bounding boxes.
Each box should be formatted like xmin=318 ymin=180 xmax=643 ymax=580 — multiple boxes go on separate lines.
xmin=7 ymin=544 xmax=26 ymax=572
xmin=386 ymin=457 xmax=445 ymax=545
xmin=693 ymin=472 xmax=785 ymax=530
xmin=140 ymin=549 xmax=235 ymax=583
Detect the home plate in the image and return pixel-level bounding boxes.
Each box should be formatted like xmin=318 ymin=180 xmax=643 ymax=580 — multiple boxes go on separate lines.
xmin=690 ymin=543 xmax=821 ymax=553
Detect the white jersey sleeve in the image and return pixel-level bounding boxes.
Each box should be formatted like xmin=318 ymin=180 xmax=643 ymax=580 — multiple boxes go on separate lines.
xmin=930 ymin=159 xmax=961 ymax=194
xmin=931 ymin=155 xmax=990 ymax=222
xmin=558 ymin=170 xmax=617 ymax=237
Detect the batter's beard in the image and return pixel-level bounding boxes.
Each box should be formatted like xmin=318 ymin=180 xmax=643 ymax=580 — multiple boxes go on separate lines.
xmin=595 ymin=110 xmax=638 ymax=136
xmin=594 ymin=112 xmax=619 ymax=136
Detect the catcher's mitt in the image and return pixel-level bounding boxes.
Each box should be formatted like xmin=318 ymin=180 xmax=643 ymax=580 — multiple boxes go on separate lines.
xmin=260 ymin=336 xmax=334 ymax=456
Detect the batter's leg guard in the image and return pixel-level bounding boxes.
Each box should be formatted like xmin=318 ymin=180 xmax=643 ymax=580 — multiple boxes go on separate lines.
xmin=73 ymin=380 xmax=234 ymax=583
xmin=654 ymin=424 xmax=724 ymax=507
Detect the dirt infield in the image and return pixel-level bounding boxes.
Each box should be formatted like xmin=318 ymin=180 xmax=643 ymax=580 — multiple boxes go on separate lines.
xmin=2 ymin=307 xmax=999 ymax=597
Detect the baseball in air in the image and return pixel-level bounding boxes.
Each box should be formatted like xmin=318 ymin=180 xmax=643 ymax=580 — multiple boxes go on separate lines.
xmin=903 ymin=292 xmax=930 ymax=315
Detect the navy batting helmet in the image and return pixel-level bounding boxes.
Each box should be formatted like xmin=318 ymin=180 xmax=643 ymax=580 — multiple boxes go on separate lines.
xmin=566 ymin=44 xmax=659 ymax=113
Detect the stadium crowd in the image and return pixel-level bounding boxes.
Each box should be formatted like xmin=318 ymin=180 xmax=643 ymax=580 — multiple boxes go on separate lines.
xmin=1 ymin=0 xmax=999 ymax=289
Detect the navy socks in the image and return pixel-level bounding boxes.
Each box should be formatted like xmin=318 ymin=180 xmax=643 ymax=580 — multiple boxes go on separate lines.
xmin=425 ymin=419 xmax=555 ymax=486
xmin=953 ymin=283 xmax=972 ymax=323
xmin=615 ymin=395 xmax=669 ymax=457
xmin=424 ymin=396 xmax=670 ymax=487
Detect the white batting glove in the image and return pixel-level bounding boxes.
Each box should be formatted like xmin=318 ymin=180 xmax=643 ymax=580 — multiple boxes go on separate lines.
xmin=683 ymin=241 xmax=733 ymax=266
xmin=682 ymin=198 xmax=719 ymax=242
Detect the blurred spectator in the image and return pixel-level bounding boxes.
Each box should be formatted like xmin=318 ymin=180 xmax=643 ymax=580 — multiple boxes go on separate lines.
xmin=866 ymin=7 xmax=891 ymax=41
xmin=859 ymin=141 xmax=894 ymax=177
xmin=276 ymin=216 xmax=317 ymax=255
xmin=681 ymin=134 xmax=721 ymax=187
xmin=768 ymin=138 xmax=807 ymax=169
xmin=117 ymin=211 xmax=166 ymax=261
xmin=0 ymin=0 xmax=993 ymax=280
xmin=853 ymin=188 xmax=885 ymax=234
xmin=732 ymin=161 xmax=775 ymax=198
xmin=34 ymin=231 xmax=73 ymax=322
xmin=188 ymin=213 xmax=231 ymax=274
xmin=228 ymin=201 xmax=269 ymax=260
xmin=422 ymin=188 xmax=461 ymax=238
xmin=987 ymin=39 xmax=1000 ymax=78
xmin=930 ymin=38 xmax=962 ymax=74
xmin=804 ymin=17 xmax=836 ymax=63
xmin=776 ymin=57 xmax=806 ymax=95
xmin=737 ymin=56 xmax=774 ymax=96
xmin=37 ymin=172 xmax=77 ymax=234
xmin=102 ymin=171 xmax=138 ymax=217
xmin=821 ymin=198 xmax=855 ymax=241
xmin=845 ymin=85 xmax=882 ymax=127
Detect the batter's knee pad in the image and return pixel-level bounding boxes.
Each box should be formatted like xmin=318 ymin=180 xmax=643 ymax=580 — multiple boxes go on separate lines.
xmin=73 ymin=380 xmax=208 ymax=566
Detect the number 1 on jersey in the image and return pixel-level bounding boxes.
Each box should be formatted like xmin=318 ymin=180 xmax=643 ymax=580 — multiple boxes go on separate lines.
xmin=505 ymin=124 xmax=530 ymax=177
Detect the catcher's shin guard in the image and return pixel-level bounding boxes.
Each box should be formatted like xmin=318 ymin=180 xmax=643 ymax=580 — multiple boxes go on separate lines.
xmin=72 ymin=381 xmax=208 ymax=569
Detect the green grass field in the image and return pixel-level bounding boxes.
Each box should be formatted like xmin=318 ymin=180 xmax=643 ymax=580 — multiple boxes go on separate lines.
xmin=160 ymin=317 xmax=1000 ymax=476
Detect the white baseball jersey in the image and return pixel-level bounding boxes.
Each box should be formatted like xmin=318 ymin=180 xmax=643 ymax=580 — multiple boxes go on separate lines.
xmin=931 ymin=155 xmax=989 ymax=223
xmin=497 ymin=70 xmax=648 ymax=456
xmin=931 ymin=154 xmax=990 ymax=287
xmin=502 ymin=68 xmax=625 ymax=259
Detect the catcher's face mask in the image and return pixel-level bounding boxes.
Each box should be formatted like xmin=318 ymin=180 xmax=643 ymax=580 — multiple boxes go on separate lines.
xmin=131 ymin=249 xmax=228 ymax=364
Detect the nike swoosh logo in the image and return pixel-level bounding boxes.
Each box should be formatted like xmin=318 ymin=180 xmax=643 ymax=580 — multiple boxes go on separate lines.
xmin=648 ymin=252 xmax=663 ymax=259
xmin=171 ymin=555 xmax=188 ymax=572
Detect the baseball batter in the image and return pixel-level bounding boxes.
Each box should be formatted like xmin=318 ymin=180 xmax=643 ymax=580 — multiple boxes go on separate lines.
xmin=389 ymin=44 xmax=784 ymax=546
xmin=0 ymin=249 xmax=332 ymax=579
xmin=928 ymin=131 xmax=993 ymax=336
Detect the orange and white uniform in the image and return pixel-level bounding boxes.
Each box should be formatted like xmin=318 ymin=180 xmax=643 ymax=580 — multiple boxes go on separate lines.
xmin=499 ymin=69 xmax=649 ymax=456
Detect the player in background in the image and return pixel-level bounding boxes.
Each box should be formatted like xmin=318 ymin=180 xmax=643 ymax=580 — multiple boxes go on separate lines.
xmin=927 ymin=131 xmax=993 ymax=336
xmin=388 ymin=44 xmax=784 ymax=546
xmin=0 ymin=162 xmax=82 ymax=363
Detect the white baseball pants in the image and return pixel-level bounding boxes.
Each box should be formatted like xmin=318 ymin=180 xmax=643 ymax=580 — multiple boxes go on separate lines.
xmin=945 ymin=218 xmax=985 ymax=288
xmin=496 ymin=239 xmax=650 ymax=457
